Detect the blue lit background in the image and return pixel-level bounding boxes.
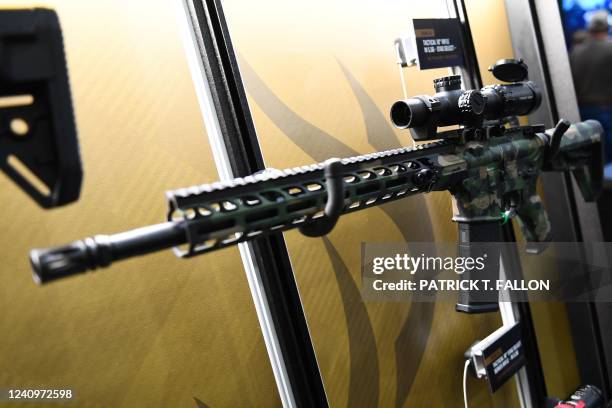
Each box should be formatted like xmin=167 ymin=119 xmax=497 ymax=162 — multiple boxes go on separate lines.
xmin=561 ymin=0 xmax=612 ymax=48
xmin=560 ymin=1 xmax=612 ymax=175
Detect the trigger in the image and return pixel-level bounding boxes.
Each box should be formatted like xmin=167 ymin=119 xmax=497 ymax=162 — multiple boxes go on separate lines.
xmin=501 ymin=207 xmax=516 ymax=224
xmin=501 ymin=195 xmax=518 ymax=224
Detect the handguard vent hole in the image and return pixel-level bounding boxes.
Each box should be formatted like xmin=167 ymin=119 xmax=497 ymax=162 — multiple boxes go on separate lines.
xmin=170 ymin=209 xmax=186 ymax=222
xmin=222 ymin=200 xmax=238 ymax=211
xmin=374 ymin=167 xmax=392 ymax=176
xmin=197 ymin=207 xmax=212 ymax=217
xmin=285 ymin=186 xmax=304 ymax=196
xmin=358 ymin=171 xmax=375 ymax=180
xmin=305 ymin=183 xmax=322 ymax=192
xmin=241 ymin=196 xmax=261 ymax=206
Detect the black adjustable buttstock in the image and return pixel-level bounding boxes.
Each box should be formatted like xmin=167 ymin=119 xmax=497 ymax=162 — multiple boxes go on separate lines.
xmin=0 ymin=8 xmax=82 ymax=208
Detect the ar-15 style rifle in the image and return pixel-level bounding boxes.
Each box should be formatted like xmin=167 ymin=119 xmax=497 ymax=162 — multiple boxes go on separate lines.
xmin=29 ymin=59 xmax=603 ymax=313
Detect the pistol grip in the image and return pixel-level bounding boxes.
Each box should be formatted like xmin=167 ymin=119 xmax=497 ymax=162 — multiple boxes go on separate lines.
xmin=515 ymin=192 xmax=551 ymax=248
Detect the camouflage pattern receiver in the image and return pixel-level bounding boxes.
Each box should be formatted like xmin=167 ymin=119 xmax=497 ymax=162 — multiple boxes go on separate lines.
xmin=439 ymin=121 xmax=601 ymax=243
xmin=444 ymin=125 xmax=549 ymax=241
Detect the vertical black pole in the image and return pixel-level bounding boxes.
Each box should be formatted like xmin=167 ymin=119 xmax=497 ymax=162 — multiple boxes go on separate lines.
xmin=182 ymin=0 xmax=328 ymax=406
xmin=502 ymin=224 xmax=549 ymax=407
xmin=452 ymin=0 xmax=483 ymax=90
xmin=452 ymin=0 xmax=548 ymax=405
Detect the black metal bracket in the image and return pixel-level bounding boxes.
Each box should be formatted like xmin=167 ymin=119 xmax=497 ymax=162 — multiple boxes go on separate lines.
xmin=547 ymin=119 xmax=571 ymax=162
xmin=184 ymin=0 xmax=329 ymax=405
xmin=299 ymin=159 xmax=344 ymax=237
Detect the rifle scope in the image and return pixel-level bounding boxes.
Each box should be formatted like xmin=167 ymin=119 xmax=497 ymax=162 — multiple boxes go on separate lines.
xmin=390 ymin=75 xmax=541 ymax=141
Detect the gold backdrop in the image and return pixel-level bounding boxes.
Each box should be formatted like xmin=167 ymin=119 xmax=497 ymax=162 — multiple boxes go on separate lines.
xmin=0 ymin=0 xmax=581 ymax=406
xmin=0 ymin=0 xmax=279 ymax=407
xmin=225 ymin=0 xmax=580 ymax=405
xmin=225 ymin=0 xmax=512 ymax=406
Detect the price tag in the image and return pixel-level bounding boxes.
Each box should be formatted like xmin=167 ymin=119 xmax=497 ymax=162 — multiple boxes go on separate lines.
xmin=469 ymin=322 xmax=526 ymax=393
xmin=412 ymin=18 xmax=465 ymax=70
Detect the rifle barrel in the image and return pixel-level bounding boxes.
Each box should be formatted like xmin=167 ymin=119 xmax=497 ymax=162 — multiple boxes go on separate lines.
xmin=30 ymin=222 xmax=187 ymax=284
xmin=29 ymin=140 xmax=455 ymax=284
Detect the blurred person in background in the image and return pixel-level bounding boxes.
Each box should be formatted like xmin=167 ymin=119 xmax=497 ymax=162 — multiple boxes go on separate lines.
xmin=571 ymin=29 xmax=588 ymax=50
xmin=570 ymin=10 xmax=612 ymax=169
